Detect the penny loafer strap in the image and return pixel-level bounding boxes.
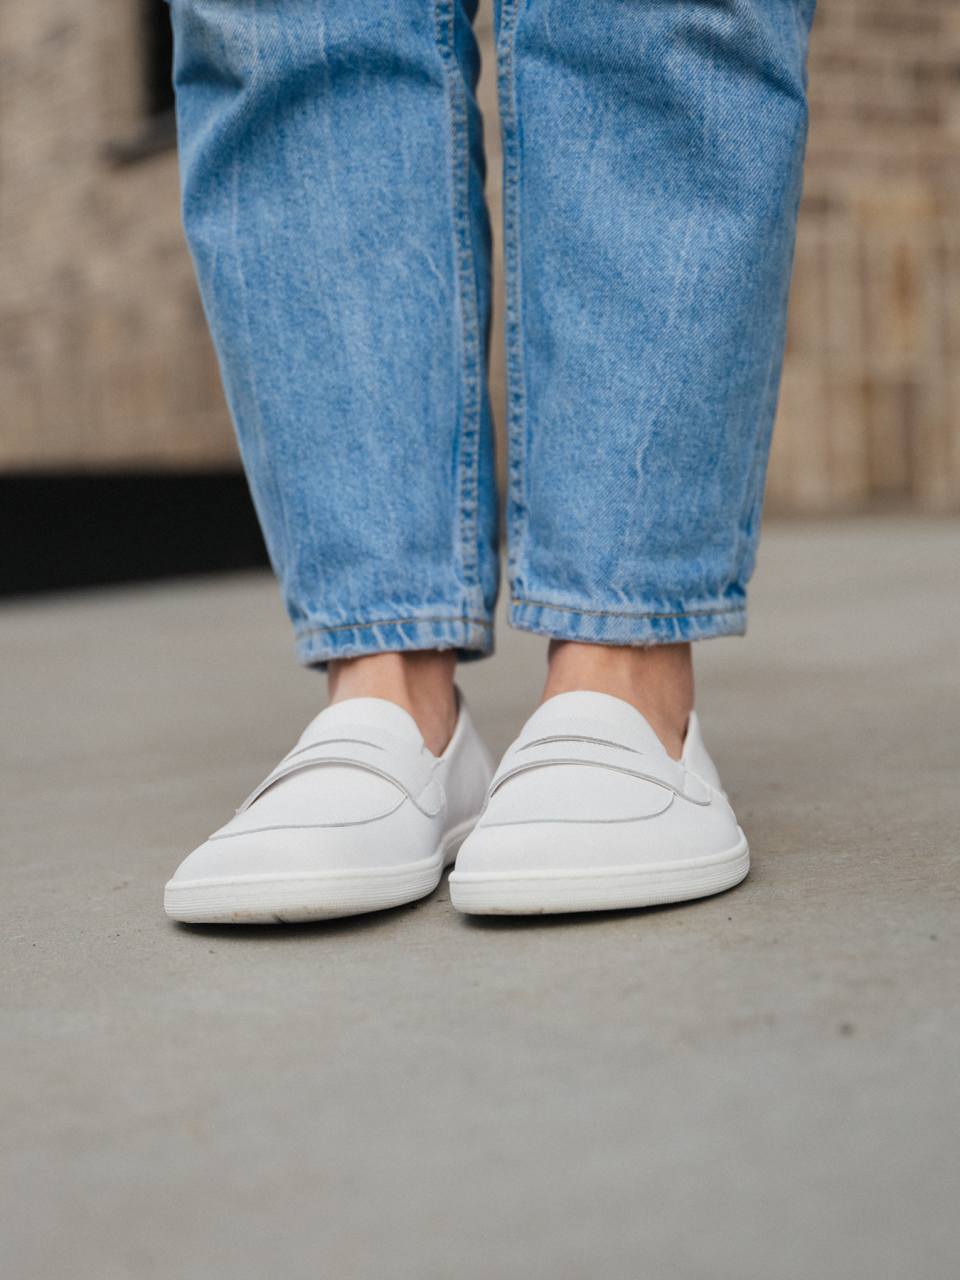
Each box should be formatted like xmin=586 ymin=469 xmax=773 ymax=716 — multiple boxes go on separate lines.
xmin=238 ymin=724 xmax=444 ymax=817
xmin=484 ymin=718 xmax=709 ymax=811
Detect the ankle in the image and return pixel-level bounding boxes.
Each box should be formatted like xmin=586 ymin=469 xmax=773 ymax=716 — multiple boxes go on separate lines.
xmin=327 ymin=651 xmax=458 ymax=755
xmin=542 ymin=640 xmax=693 ymax=760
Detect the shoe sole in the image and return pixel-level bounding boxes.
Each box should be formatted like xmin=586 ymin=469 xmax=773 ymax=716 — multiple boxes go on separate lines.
xmin=448 ymin=832 xmax=749 ymax=915
xmin=163 ymin=817 xmax=477 ymax=924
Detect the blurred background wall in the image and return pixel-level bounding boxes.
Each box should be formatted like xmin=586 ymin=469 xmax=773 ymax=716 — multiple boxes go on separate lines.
xmin=1 ymin=0 xmax=959 ymax=593
xmin=0 ymin=0 xmax=264 ymax=592
xmin=0 ymin=0 xmax=233 ymax=472
xmin=768 ymin=0 xmax=960 ymax=513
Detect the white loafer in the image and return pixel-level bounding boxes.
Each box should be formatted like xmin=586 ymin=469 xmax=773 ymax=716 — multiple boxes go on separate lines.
xmin=449 ymin=691 xmax=748 ymax=915
xmin=165 ymin=691 xmax=493 ymax=923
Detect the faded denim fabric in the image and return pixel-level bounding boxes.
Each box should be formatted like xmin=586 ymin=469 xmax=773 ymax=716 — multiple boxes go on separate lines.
xmin=170 ymin=0 xmax=815 ymax=665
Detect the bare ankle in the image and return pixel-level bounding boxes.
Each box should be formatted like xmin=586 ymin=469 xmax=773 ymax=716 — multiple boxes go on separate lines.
xmin=327 ymin=650 xmax=458 ymax=756
xmin=542 ymin=640 xmax=693 ymax=760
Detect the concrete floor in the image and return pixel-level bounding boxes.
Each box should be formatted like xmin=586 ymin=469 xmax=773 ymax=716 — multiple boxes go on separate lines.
xmin=2 ymin=516 xmax=959 ymax=1280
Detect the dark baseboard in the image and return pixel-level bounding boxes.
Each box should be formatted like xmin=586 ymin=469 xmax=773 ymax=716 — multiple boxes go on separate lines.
xmin=0 ymin=471 xmax=271 ymax=597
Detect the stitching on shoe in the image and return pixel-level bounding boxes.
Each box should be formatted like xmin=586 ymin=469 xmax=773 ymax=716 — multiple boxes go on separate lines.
xmin=284 ymin=736 xmax=387 ymax=761
xmin=209 ymin=801 xmax=406 ymax=840
xmin=481 ymin=811 xmax=672 ymax=827
xmin=519 ymin=734 xmax=642 ymax=754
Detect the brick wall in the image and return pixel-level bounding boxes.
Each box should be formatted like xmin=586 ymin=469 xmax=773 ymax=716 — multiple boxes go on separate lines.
xmin=768 ymin=0 xmax=960 ymax=511
xmin=0 ymin=0 xmax=235 ymax=470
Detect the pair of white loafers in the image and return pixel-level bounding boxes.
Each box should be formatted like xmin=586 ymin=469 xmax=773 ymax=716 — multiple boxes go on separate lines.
xmin=164 ymin=690 xmax=749 ymax=923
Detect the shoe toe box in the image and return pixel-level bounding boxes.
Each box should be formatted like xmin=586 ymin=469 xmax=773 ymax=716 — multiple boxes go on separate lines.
xmin=169 ymin=795 xmax=439 ymax=884
xmin=456 ymin=778 xmax=743 ymax=876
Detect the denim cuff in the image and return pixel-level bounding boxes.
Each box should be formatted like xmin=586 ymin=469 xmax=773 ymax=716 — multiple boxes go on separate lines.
xmin=509 ymin=597 xmax=746 ymax=646
xmin=295 ymin=613 xmax=494 ymax=667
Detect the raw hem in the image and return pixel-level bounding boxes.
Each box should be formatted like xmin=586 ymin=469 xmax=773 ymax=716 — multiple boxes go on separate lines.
xmin=295 ymin=614 xmax=494 ymax=667
xmin=509 ymin=598 xmax=746 ymax=645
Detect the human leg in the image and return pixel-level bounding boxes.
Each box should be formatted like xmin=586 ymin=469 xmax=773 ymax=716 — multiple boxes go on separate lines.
xmin=171 ymin=0 xmax=498 ymax=672
xmin=451 ymin=0 xmax=816 ymax=914
xmin=542 ymin=641 xmax=693 ymax=762
xmin=165 ymin=0 xmax=497 ymax=921
xmin=498 ymin=0 xmax=816 ymax=652
xmin=328 ymin=651 xmax=458 ymax=756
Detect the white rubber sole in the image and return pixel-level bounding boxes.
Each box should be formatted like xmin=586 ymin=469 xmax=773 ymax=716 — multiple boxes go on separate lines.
xmin=448 ymin=832 xmax=750 ymax=915
xmin=164 ymin=817 xmax=477 ymax=924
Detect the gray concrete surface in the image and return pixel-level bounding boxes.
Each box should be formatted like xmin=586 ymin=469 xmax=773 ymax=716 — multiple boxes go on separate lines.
xmin=2 ymin=516 xmax=959 ymax=1280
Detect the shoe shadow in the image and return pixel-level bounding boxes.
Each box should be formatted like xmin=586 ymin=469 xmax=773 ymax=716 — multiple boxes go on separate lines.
xmin=456 ymin=900 xmax=688 ymax=931
xmin=169 ymin=896 xmax=426 ymax=943
xmin=169 ymin=872 xmax=738 ymax=940
xmin=454 ymin=865 xmax=749 ymax=930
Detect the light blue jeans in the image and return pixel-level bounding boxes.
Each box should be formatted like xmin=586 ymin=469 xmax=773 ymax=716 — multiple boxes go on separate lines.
xmin=170 ymin=0 xmax=815 ymax=665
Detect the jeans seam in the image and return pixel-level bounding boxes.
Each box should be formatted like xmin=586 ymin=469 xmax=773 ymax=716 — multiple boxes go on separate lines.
xmin=435 ymin=0 xmax=482 ymax=600
xmin=510 ymin=599 xmax=744 ymax=622
xmin=737 ymin=156 xmax=805 ymax=585
xmin=227 ymin=168 xmax=296 ymax=591
xmin=297 ymin=615 xmax=493 ymax=640
xmin=497 ymin=0 xmax=526 ymax=596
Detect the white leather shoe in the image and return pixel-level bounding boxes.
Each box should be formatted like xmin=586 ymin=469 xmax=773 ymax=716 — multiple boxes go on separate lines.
xmin=165 ymin=691 xmax=493 ymax=923
xmin=449 ymin=691 xmax=748 ymax=915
